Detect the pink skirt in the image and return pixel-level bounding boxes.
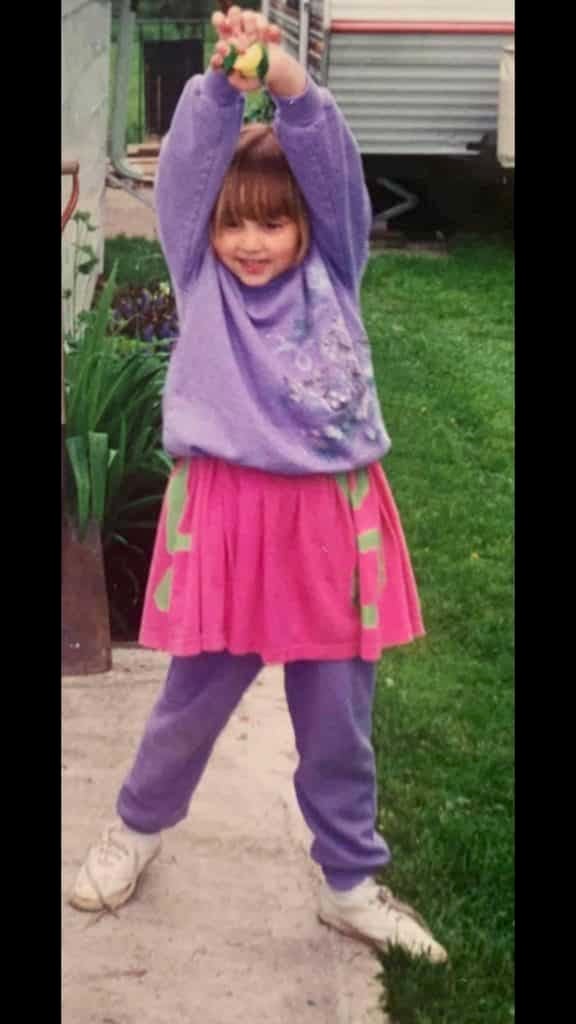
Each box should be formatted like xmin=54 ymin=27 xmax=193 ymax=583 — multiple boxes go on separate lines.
xmin=139 ymin=457 xmax=425 ymax=663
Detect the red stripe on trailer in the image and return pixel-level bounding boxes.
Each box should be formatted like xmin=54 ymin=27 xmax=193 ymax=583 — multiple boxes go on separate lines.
xmin=330 ymin=21 xmax=514 ymax=35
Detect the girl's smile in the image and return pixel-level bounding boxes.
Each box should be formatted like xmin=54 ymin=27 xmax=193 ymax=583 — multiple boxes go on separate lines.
xmin=213 ymin=217 xmax=300 ymax=286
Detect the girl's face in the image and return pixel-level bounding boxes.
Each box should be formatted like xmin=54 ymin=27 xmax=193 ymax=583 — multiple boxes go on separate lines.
xmin=212 ymin=216 xmax=301 ymax=287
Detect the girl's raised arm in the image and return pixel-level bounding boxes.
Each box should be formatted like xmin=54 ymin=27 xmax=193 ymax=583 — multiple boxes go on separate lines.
xmin=267 ymin=46 xmax=372 ymax=290
xmin=155 ymin=70 xmax=244 ymax=292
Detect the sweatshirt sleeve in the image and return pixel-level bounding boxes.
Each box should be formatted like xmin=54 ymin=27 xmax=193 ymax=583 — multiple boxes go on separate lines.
xmin=154 ymin=70 xmax=245 ymax=292
xmin=271 ymin=78 xmax=372 ymax=290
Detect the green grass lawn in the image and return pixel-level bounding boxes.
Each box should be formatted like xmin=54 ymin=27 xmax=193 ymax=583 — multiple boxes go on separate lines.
xmin=363 ymin=243 xmax=514 ymax=1023
xmin=104 ymin=235 xmax=514 ymax=1022
xmin=104 ymin=236 xmax=168 ymax=286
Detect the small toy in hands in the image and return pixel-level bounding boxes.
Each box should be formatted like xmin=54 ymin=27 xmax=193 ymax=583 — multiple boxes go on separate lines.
xmin=222 ymin=42 xmax=269 ymax=82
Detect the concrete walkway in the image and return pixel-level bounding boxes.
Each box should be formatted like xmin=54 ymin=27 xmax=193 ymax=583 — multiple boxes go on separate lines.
xmin=62 ymin=649 xmax=387 ymax=1024
xmin=104 ymin=180 xmax=157 ymax=240
xmin=103 ymin=151 xmax=158 ymax=240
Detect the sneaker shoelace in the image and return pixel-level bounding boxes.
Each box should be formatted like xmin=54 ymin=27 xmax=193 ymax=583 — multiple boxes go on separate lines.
xmin=374 ymin=886 xmax=434 ymax=939
xmin=84 ymin=826 xmax=138 ymax=918
xmin=94 ymin=826 xmax=133 ymax=866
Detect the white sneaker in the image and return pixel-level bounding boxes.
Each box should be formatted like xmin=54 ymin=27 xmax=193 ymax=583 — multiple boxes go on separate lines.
xmin=69 ymin=822 xmax=162 ymax=912
xmin=318 ymin=878 xmax=448 ymax=963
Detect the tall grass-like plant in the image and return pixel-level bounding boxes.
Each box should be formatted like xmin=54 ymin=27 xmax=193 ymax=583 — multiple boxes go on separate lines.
xmin=64 ymin=263 xmax=171 ymax=547
xmin=63 ymin=255 xmax=172 ymax=650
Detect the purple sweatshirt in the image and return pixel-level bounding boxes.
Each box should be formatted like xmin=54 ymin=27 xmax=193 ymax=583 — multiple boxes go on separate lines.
xmin=155 ymin=69 xmax=391 ymax=475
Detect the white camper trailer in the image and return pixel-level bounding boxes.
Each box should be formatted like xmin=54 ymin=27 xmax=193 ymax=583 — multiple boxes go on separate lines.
xmin=263 ymin=1 xmax=514 ymax=157
xmin=263 ymin=2 xmax=514 ymax=224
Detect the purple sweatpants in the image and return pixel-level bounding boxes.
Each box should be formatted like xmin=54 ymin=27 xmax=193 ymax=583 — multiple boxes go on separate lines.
xmin=117 ymin=653 xmax=390 ymax=890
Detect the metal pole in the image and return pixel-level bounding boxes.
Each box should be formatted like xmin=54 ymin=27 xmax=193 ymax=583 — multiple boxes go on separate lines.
xmin=61 ymin=161 xmax=80 ymax=502
xmin=61 ymin=161 xmax=79 ymax=233
xmin=110 ymin=0 xmax=145 ymax=181
xmin=138 ymin=20 xmax=143 ymax=144
xmin=373 ymin=177 xmax=419 ymax=229
xmin=299 ymin=0 xmax=311 ymax=67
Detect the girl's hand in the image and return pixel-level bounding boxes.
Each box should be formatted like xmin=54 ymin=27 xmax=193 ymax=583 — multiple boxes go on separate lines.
xmin=210 ymin=6 xmax=282 ymax=93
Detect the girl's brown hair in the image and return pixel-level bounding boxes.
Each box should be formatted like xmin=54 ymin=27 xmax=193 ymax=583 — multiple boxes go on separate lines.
xmin=211 ymin=123 xmax=310 ymax=264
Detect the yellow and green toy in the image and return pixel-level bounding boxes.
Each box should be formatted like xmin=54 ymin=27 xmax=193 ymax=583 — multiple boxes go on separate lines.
xmin=222 ymin=42 xmax=269 ymax=82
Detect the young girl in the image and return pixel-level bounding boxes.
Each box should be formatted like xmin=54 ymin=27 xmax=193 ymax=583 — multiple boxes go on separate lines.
xmin=70 ymin=7 xmax=447 ymax=964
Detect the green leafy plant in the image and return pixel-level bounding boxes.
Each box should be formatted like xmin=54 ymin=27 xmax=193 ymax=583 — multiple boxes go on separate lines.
xmin=244 ymin=89 xmax=275 ymax=124
xmin=62 ymin=210 xmax=100 ymax=331
xmin=64 ymin=264 xmax=171 ymax=548
xmin=63 ymin=223 xmax=174 ymax=637
xmin=108 ymin=280 xmax=178 ymax=344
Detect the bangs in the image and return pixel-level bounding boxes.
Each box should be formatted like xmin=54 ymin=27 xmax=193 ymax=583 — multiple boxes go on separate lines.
xmin=211 ymin=124 xmax=310 ymax=258
xmin=216 ymin=169 xmax=299 ymax=227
